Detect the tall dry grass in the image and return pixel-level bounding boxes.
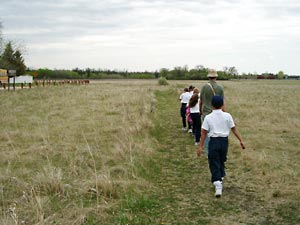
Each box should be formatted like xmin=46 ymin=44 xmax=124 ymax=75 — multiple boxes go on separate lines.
xmin=1 ymin=79 xmax=299 ymax=224
xmin=0 ymin=80 xmax=161 ymax=224
xmin=226 ymin=81 xmax=299 ymax=192
xmin=219 ymin=80 xmax=300 ymax=224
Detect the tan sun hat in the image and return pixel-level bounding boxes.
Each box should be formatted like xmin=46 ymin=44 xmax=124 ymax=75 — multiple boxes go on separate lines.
xmin=207 ymin=69 xmax=218 ymax=78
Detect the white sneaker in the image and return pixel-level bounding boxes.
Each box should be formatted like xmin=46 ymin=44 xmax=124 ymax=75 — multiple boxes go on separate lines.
xmin=182 ymin=127 xmax=187 ymax=131
xmin=194 ymin=142 xmax=199 ymax=146
xmin=213 ymin=181 xmax=222 ymax=197
xmin=188 ymin=129 xmax=192 ymax=133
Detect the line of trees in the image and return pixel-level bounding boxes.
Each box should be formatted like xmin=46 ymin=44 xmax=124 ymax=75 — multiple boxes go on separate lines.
xmin=26 ymin=65 xmax=239 ymax=80
xmin=28 ymin=68 xmax=158 ymax=80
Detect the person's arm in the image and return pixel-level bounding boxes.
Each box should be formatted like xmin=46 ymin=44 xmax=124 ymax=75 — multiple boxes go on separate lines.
xmin=197 ymin=129 xmax=208 ymax=157
xmin=231 ymin=126 xmax=245 ymax=149
xmin=179 ymin=94 xmax=182 ymax=101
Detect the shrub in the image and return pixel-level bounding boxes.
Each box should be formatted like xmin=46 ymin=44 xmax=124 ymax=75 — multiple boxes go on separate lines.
xmin=158 ymin=77 xmax=168 ymax=85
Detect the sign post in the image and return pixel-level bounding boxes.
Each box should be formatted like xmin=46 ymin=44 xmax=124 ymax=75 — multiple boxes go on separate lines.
xmin=8 ymin=70 xmax=16 ymax=91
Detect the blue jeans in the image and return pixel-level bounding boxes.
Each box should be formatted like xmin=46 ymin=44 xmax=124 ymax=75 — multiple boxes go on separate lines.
xmin=208 ymin=137 xmax=228 ymax=183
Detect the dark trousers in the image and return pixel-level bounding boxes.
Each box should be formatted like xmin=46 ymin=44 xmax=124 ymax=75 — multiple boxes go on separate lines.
xmin=208 ymin=137 xmax=228 ymax=183
xmin=188 ymin=121 xmax=192 ymax=130
xmin=180 ymin=103 xmax=187 ymax=128
xmin=190 ymin=113 xmax=201 ymax=142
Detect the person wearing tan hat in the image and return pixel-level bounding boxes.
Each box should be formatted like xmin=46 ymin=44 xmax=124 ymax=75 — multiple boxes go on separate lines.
xmin=199 ymin=69 xmax=225 ymax=155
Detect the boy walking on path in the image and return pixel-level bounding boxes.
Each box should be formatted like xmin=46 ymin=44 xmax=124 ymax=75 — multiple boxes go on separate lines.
xmin=197 ymin=96 xmax=246 ymax=197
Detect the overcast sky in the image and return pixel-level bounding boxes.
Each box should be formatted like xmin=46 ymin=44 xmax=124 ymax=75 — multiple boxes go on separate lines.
xmin=1 ymin=0 xmax=300 ymax=74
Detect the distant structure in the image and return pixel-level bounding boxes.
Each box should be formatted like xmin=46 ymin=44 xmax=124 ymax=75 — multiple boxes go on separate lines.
xmin=257 ymin=73 xmax=299 ymax=80
xmin=257 ymin=73 xmax=277 ymax=79
xmin=285 ymin=75 xmax=300 ymax=80
xmin=9 ymin=75 xmax=33 ymax=83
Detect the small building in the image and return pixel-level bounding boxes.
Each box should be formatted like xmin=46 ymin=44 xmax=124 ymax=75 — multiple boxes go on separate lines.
xmin=9 ymin=75 xmax=33 ymax=83
xmin=285 ymin=75 xmax=300 ymax=80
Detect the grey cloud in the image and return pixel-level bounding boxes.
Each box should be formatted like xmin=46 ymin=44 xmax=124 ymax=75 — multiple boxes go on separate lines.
xmin=1 ymin=0 xmax=135 ymax=45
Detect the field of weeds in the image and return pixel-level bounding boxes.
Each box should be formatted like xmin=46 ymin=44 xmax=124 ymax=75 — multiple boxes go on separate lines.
xmin=0 ymin=79 xmax=299 ymax=224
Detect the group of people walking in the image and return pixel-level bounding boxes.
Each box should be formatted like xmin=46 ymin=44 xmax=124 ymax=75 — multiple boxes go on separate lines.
xmin=179 ymin=69 xmax=246 ymax=197
xmin=179 ymin=85 xmax=202 ymax=144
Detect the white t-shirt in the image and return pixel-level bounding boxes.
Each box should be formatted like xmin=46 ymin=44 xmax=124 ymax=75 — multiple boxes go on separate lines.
xmin=190 ymin=99 xmax=200 ymax=113
xmin=202 ymin=109 xmax=235 ymax=137
xmin=180 ymin=92 xmax=192 ymax=104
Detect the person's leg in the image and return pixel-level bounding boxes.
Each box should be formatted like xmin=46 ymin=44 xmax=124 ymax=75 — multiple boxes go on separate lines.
xmin=208 ymin=138 xmax=223 ymax=197
xmin=208 ymin=138 xmax=222 ymax=183
xmin=180 ymin=106 xmax=187 ymax=129
xmin=181 ymin=114 xmax=186 ymax=129
xmin=219 ymin=137 xmax=228 ymax=179
xmin=187 ymin=107 xmax=192 ymax=133
xmin=191 ymin=113 xmax=196 ymax=136
xmin=188 ymin=120 xmax=192 ymax=130
xmin=194 ymin=114 xmax=201 ymax=143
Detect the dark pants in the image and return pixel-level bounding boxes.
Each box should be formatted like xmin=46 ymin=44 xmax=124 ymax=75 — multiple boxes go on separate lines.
xmin=190 ymin=113 xmax=201 ymax=142
xmin=180 ymin=103 xmax=187 ymax=128
xmin=208 ymin=137 xmax=228 ymax=183
xmin=188 ymin=121 xmax=192 ymax=130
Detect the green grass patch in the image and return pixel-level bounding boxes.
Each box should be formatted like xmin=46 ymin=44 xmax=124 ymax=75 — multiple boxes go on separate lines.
xmin=276 ymin=201 xmax=300 ymax=224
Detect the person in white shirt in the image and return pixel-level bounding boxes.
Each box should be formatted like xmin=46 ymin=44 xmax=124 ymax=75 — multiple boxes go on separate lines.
xmin=179 ymin=87 xmax=191 ymax=131
xmin=197 ymin=95 xmax=245 ymax=197
xmin=186 ymin=85 xmax=194 ymax=133
xmin=188 ymin=88 xmax=201 ymax=145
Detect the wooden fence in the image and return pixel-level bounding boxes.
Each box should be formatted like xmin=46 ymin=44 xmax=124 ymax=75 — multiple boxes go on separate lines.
xmin=0 ymin=79 xmax=90 ymax=90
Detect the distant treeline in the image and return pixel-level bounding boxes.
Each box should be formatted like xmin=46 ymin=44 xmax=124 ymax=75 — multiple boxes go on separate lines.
xmin=26 ymin=66 xmax=288 ymax=80
xmin=27 ymin=66 xmax=243 ymax=80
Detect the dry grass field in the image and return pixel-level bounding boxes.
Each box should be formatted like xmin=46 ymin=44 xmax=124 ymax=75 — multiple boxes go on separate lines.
xmin=0 ymin=79 xmax=299 ymax=224
xmin=0 ymin=80 xmax=163 ymax=224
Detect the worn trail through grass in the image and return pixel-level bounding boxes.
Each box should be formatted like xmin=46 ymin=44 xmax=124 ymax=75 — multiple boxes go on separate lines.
xmin=148 ymin=89 xmax=224 ymax=224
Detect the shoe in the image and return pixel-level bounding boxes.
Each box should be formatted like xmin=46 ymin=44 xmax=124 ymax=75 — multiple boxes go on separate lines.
xmin=182 ymin=127 xmax=187 ymax=131
xmin=215 ymin=188 xmax=222 ymax=197
xmin=213 ymin=181 xmax=222 ymax=197
xmin=194 ymin=142 xmax=199 ymax=146
xmin=188 ymin=129 xmax=192 ymax=133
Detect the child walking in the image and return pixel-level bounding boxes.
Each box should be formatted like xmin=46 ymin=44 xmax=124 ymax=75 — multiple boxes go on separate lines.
xmin=189 ymin=88 xmax=201 ymax=145
xmin=197 ymin=95 xmax=245 ymax=197
xmin=179 ymin=87 xmax=192 ymax=131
